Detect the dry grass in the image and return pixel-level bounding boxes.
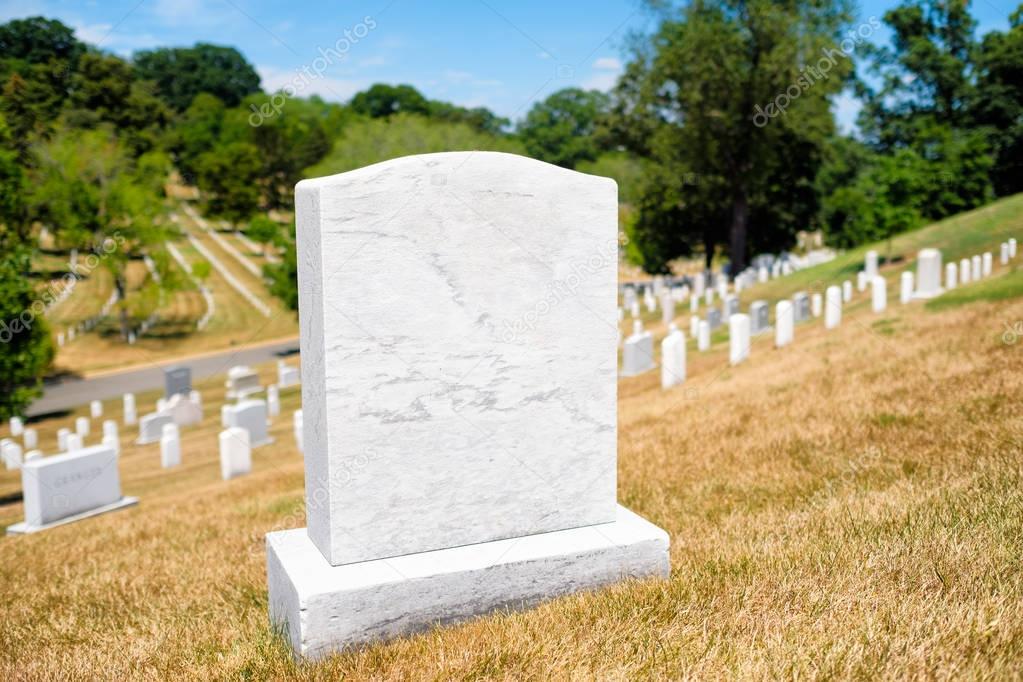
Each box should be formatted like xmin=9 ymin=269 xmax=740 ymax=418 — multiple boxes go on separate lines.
xmin=3 ymin=215 xmax=1023 ymax=678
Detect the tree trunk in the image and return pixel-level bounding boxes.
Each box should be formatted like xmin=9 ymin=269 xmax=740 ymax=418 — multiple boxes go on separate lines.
xmin=703 ymin=232 xmax=714 ymax=272
xmin=729 ymin=188 xmax=749 ymax=275
xmin=116 ymin=275 xmax=129 ymax=341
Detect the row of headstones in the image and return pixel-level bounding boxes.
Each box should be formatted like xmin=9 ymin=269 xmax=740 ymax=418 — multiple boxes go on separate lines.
xmin=622 ymin=239 xmax=1018 ymax=383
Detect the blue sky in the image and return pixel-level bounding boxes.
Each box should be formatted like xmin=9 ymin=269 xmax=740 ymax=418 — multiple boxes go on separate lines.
xmin=0 ymin=0 xmax=1015 ymax=132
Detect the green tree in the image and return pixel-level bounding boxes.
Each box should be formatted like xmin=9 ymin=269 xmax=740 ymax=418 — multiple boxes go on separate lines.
xmin=0 ymin=113 xmax=26 ymax=243
xmin=168 ymin=93 xmax=226 ymax=182
xmin=246 ymin=215 xmax=280 ymax=257
xmin=0 ymin=16 xmax=83 ymax=68
xmin=350 ymin=83 xmax=430 ymax=118
xmin=133 ymin=43 xmax=261 ymax=111
xmin=973 ymin=5 xmax=1023 ymax=196
xmin=0 ymin=246 xmax=54 ymax=420
xmin=195 ymin=141 xmax=262 ymax=224
xmin=517 ymin=88 xmax=610 ymax=168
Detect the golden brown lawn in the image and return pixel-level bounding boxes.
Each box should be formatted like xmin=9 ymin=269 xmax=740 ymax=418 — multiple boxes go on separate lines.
xmin=3 ymin=261 xmax=1023 ymax=679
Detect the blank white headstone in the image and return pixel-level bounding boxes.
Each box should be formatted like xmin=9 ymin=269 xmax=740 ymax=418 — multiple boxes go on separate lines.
xmin=267 ymin=385 xmax=281 ymax=418
xmin=697 ymin=320 xmax=711 ymax=351
xmin=982 ymin=252 xmax=992 ymax=277
xmin=24 ymin=450 xmax=41 ymax=462
xmin=945 ymin=262 xmax=957 ymax=290
xmin=160 ymin=423 xmax=181 ymax=468
xmin=102 ymin=420 xmax=119 ymax=455
xmin=865 ymin=250 xmax=878 ymax=278
xmin=775 ymin=301 xmax=793 ymax=348
xmin=622 ymin=327 xmax=655 ymax=377
xmin=900 ymin=271 xmax=914 ymax=304
xmin=660 ymin=329 xmax=686 ymax=389
xmin=689 ymin=314 xmax=699 ymax=338
xmin=9 ymin=417 xmax=23 ymax=437
xmin=90 ymin=400 xmax=102 ymax=419
xmin=729 ymin=313 xmax=750 ymax=365
xmin=67 ymin=433 xmax=83 ymax=452
xmin=1010 ymin=238 xmax=1017 ymax=259
xmin=689 ymin=295 xmax=698 ymax=313
xmin=630 ymin=301 xmax=640 ymax=318
xmin=189 ymin=390 xmax=202 ymax=410
xmin=2 ymin=440 xmax=22 ymax=470
xmin=871 ymin=276 xmax=887 ymax=313
xmin=758 ymin=267 xmax=768 ymax=283
xmin=811 ymin=293 xmax=822 ymax=318
xmin=825 ymin=286 xmax=842 ymax=329
xmin=842 ymin=280 xmax=853 ymax=302
xmin=856 ymin=271 xmax=867 ymax=292
xmin=960 ymin=258 xmax=971 ymax=284
xmin=971 ymin=255 xmax=982 ymax=281
xmin=661 ymin=294 xmax=675 ymax=326
xmin=914 ymin=249 xmax=943 ymax=299
xmin=1002 ymin=243 xmax=1010 ymax=265
xmin=136 ymin=412 xmax=174 ymax=445
xmin=75 ymin=417 xmax=89 ymax=438
xmin=278 ymin=361 xmax=300 ymax=388
xmin=23 ymin=427 xmax=37 ymax=450
xmin=123 ymin=393 xmax=137 ymax=426
xmin=705 ymin=288 xmax=714 ymax=306
xmin=57 ymin=428 xmax=70 ymax=452
xmin=224 ymin=399 xmax=271 ymax=447
xmin=219 ymin=427 xmax=251 ymax=480
xmin=293 ymin=409 xmax=304 ymax=453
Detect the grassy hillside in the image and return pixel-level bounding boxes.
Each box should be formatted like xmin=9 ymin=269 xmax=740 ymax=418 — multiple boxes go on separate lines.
xmin=1 ymin=199 xmax=1021 ymax=678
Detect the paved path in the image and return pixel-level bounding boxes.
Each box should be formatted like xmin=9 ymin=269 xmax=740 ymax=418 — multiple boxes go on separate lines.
xmin=27 ymin=337 xmax=299 ymax=417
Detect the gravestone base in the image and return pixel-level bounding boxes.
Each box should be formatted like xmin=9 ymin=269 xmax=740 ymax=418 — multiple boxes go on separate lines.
xmin=6 ymin=496 xmax=138 ymax=535
xmin=912 ymin=287 xmax=944 ymax=301
xmin=266 ymin=505 xmax=669 ymax=660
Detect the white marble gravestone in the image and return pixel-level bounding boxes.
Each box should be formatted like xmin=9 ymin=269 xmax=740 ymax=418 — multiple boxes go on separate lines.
xmin=278 ymin=360 xmax=301 ymax=388
xmin=166 ymin=393 xmax=202 ymax=427
xmin=7 ymin=444 xmax=137 ymax=534
xmin=690 ymin=314 xmax=699 ymax=338
xmin=57 ymin=428 xmax=70 ymax=452
xmin=945 ymin=262 xmax=958 ymax=290
xmin=856 ymin=271 xmax=867 ymax=292
xmin=661 ymin=293 xmax=675 ymax=326
xmin=67 ymin=433 xmax=83 ymax=452
xmin=137 ymin=412 xmax=174 ymax=445
xmin=971 ymin=255 xmax=982 ymax=281
xmin=622 ymin=321 xmax=656 ymax=377
xmin=160 ymin=423 xmax=181 ymax=468
xmin=1002 ymin=243 xmax=1010 ymax=265
xmin=914 ymin=248 xmax=943 ymax=299
xmin=865 ymin=250 xmax=878 ymax=278
xmin=266 ymin=152 xmax=669 ymax=658
xmin=900 ymin=271 xmax=914 ymax=304
xmin=267 ymin=384 xmax=281 ymax=418
xmin=90 ymin=400 xmax=102 ymax=419
xmin=661 ymin=326 xmax=686 ymax=389
xmin=697 ymin=319 xmax=711 ymax=351
xmin=1009 ymin=238 xmax=1017 ymax=259
xmin=775 ymin=301 xmax=793 ymax=348
xmin=982 ymin=252 xmax=992 ymax=277
xmin=842 ymin=280 xmax=853 ymax=303
xmin=224 ymin=399 xmax=272 ymax=447
xmin=293 ymin=409 xmax=304 ymax=453
xmin=102 ymin=420 xmax=119 ymax=455
xmin=220 ymin=427 xmax=251 ymax=479
xmin=23 ymin=427 xmax=37 ymax=450
xmin=2 ymin=440 xmax=22 ymax=470
xmin=750 ymin=300 xmax=770 ymax=335
xmin=792 ymin=292 xmax=810 ymax=322
xmin=871 ymin=276 xmax=887 ymax=313
xmin=75 ymin=416 xmax=90 ymax=438
xmin=226 ymin=366 xmax=262 ymax=399
xmin=811 ymin=293 xmax=822 ymax=318
xmin=706 ymin=308 xmax=722 ymax=330
xmin=960 ymin=258 xmax=972 ymax=285
xmin=729 ymin=313 xmax=750 ymax=365
xmin=825 ymin=286 xmax=842 ymax=329
xmin=123 ymin=393 xmax=137 ymax=426
xmin=9 ymin=417 xmax=23 ymax=437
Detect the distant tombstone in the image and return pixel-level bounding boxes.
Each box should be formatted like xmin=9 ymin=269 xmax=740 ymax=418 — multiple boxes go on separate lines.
xmin=792 ymin=292 xmax=810 ymax=322
xmin=69 ymin=248 xmax=78 ymax=272
xmin=57 ymin=333 xmax=65 ymax=347
xmin=277 ymin=360 xmax=300 ymax=388
xmin=750 ymin=300 xmax=769 ymax=335
xmin=729 ymin=314 xmax=750 ymax=366
xmin=102 ymin=420 xmax=119 ymax=456
xmin=9 ymin=417 xmax=23 ymax=437
xmin=758 ymin=267 xmax=768 ymax=283
xmin=156 ymin=398 xmax=167 ymax=413
xmin=160 ymin=423 xmax=181 ymax=468
xmin=630 ymin=301 xmax=641 ymax=318
xmin=89 ymin=401 xmax=102 ymax=419
xmin=724 ymin=295 xmax=739 ymax=318
xmin=226 ymin=366 xmax=262 ymax=399
xmin=265 ymin=153 xmax=669 ymax=657
xmin=2 ymin=440 xmax=22 ymax=470
xmin=914 ymin=248 xmax=943 ymax=299
xmin=1010 ymin=238 xmax=1018 ymax=259
xmin=6 ymin=443 xmax=137 ymax=534
xmin=689 ymin=294 xmax=699 ymax=313
xmin=864 ymin=250 xmax=879 ymax=278
xmin=971 ymin=255 xmax=982 ymax=281
xmin=982 ymin=252 xmax=992 ymax=277
xmin=697 ymin=320 xmax=711 ymax=351
xmin=166 ymin=393 xmax=202 ymax=427
xmin=224 ymin=399 xmax=272 ymax=447
xmin=705 ymin=288 xmax=714 ymax=306
xmin=960 ymin=258 xmax=972 ymax=284
xmin=136 ymin=412 xmax=174 ymax=445
xmin=660 ymin=328 xmax=686 ymax=390
xmin=707 ymin=308 xmax=722 ymax=330
xmin=219 ymin=427 xmax=251 ymax=480
xmin=856 ymin=271 xmax=867 ymax=292
xmin=871 ymin=276 xmax=887 ymax=313
xmin=1002 ymin=243 xmax=1010 ymax=265
xmin=661 ymin=293 xmax=675 ymax=326
xmin=825 ymin=286 xmax=842 ymax=329
xmin=23 ymin=428 xmax=37 ymax=450
xmin=189 ymin=390 xmax=202 ymax=410
xmin=643 ymin=288 xmax=656 ymax=313
xmin=164 ymin=366 xmax=192 ymax=399
xmin=842 ymin=280 xmax=853 ymax=302
xmin=689 ymin=314 xmax=699 ymax=338
xmin=24 ymin=450 xmax=41 ymax=462
xmin=123 ymin=393 xmax=137 ymax=426
xmin=622 ymin=323 xmax=655 ymax=377
xmin=75 ymin=416 xmax=90 ymax=438
xmin=67 ymin=433 xmax=83 ymax=452
xmin=775 ymin=301 xmax=794 ymax=348
xmin=811 ymin=293 xmax=822 ymax=318
xmin=622 ymin=286 xmax=637 ymax=310
xmin=221 ymin=404 xmax=232 ymax=428
xmin=293 ymin=410 xmax=304 ymax=454
xmin=57 ymin=428 xmax=70 ymax=452
xmin=128 ymin=332 xmax=136 ymax=345
xmin=267 ymin=385 xmax=281 ymax=418
xmin=693 ymin=272 xmax=706 ymax=297
xmin=945 ymin=262 xmax=958 ymax=290
xmin=900 ymin=271 xmax=914 ymax=304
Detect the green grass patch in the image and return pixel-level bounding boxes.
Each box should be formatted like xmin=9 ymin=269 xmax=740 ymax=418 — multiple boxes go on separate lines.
xmin=925 ymin=267 xmax=1023 ymax=311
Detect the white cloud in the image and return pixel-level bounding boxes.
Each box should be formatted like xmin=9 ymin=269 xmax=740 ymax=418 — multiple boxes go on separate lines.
xmin=593 ymin=56 xmax=622 ymax=71
xmin=832 ymin=90 xmax=862 ymax=136
xmin=581 ymin=56 xmax=624 ymax=91
xmin=258 ymin=64 xmax=366 ymax=102
xmin=73 ymin=22 xmax=162 ymax=53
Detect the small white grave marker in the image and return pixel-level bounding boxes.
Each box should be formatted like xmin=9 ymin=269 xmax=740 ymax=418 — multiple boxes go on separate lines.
xmin=9 ymin=417 xmax=23 ymax=437
xmin=825 ymin=286 xmax=842 ymax=329
xmin=90 ymin=401 xmax=102 ymax=419
xmin=865 ymin=250 xmax=878 ymax=278
xmin=293 ymin=409 xmax=304 ymax=453
xmin=982 ymin=252 xmax=992 ymax=277
xmin=697 ymin=319 xmax=711 ymax=351
xmin=775 ymin=301 xmax=793 ymax=348
xmin=160 ymin=423 xmax=181 ymax=468
xmin=811 ymin=293 xmax=822 ymax=318
xmin=871 ymin=276 xmax=887 ymax=313
xmin=75 ymin=417 xmax=90 ymax=438
xmin=219 ymin=427 xmax=251 ymax=480
xmin=123 ymin=393 xmax=137 ymax=426
xmin=971 ymin=255 xmax=982 ymax=281
xmin=23 ymin=428 xmax=37 ymax=450
xmin=729 ymin=313 xmax=750 ymax=365
xmin=900 ymin=271 xmax=914 ymax=304
xmin=267 ymin=385 xmax=281 ymax=418
xmin=960 ymin=258 xmax=971 ymax=285
xmin=660 ymin=327 xmax=686 ymax=389
xmin=945 ymin=262 xmax=957 ymax=290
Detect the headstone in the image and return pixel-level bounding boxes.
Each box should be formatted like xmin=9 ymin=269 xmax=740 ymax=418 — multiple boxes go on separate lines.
xmin=643 ymin=288 xmax=656 ymax=313
xmin=67 ymin=433 xmax=83 ymax=452
xmin=160 ymin=423 xmax=181 ymax=468
xmin=971 ymin=255 xmax=982 ymax=281
xmin=865 ymin=250 xmax=879 ymax=278
xmin=697 ymin=320 xmax=710 ymax=351
xmin=871 ymin=276 xmax=887 ymax=313
xmin=945 ymin=262 xmax=958 ymax=290
xmin=689 ymin=314 xmax=699 ymax=338
xmin=90 ymin=401 xmax=102 ymax=419
xmin=811 ymin=293 xmax=822 ymax=318
xmin=75 ymin=416 xmax=90 ymax=438
xmin=266 ymin=153 xmax=669 ymax=657
xmin=57 ymin=428 xmax=70 ymax=452
xmin=729 ymin=314 xmax=750 ymax=366
xmin=57 ymin=332 xmax=65 ymax=347
xmin=630 ymin=301 xmax=640 ymax=318
xmin=221 ymin=404 xmax=231 ymax=428
xmin=7 ymin=444 xmax=137 ymax=534
xmin=914 ymin=248 xmax=943 ymax=299
xmin=293 ymin=409 xmax=304 ymax=453
xmin=189 ymin=390 xmax=202 ymax=410
xmin=900 ymin=271 xmax=914 ymax=304
xmin=792 ymin=292 xmax=810 ymax=322
xmin=724 ymin=295 xmax=739 ymax=318
xmin=1010 ymin=238 xmax=1017 ymax=259
xmin=166 ymin=393 xmax=202 ymax=427
xmin=102 ymin=420 xmax=119 ymax=456
xmin=226 ymin=365 xmax=262 ymax=399
xmin=774 ymin=301 xmax=793 ymax=348
xmin=706 ymin=308 xmax=722 ymax=330
xmin=224 ymin=399 xmax=272 ymax=447
xmin=23 ymin=428 xmax=37 ymax=450
xmin=856 ymin=271 xmax=867 ymax=292
xmin=982 ymin=252 xmax=992 ymax=277
xmin=758 ymin=267 xmax=768 ymax=283
xmin=24 ymin=450 xmax=41 ymax=462
xmin=136 ymin=412 xmax=174 ymax=445
xmin=693 ymin=272 xmax=706 ymax=297
xmin=622 ymin=323 xmax=655 ymax=377
xmin=689 ymin=295 xmax=699 ymax=313
xmin=661 ymin=293 xmax=675 ymax=326
xmin=1002 ymin=243 xmax=1010 ymax=265
xmin=164 ymin=366 xmax=192 ymax=399
xmin=9 ymin=417 xmax=23 ymax=437
xmin=750 ymin=300 xmax=770 ymax=335
xmin=278 ymin=360 xmax=301 ymax=388
xmin=825 ymin=285 xmax=842 ymax=329
xmin=622 ymin=286 xmax=637 ymax=310
xmin=2 ymin=440 xmax=22 ymax=470
xmin=156 ymin=398 xmax=167 ymax=413
xmin=960 ymin=257 xmax=971 ymax=284
xmin=660 ymin=328 xmax=686 ymax=389
xmin=842 ymin=280 xmax=853 ymax=303
xmin=123 ymin=393 xmax=137 ymax=426
xmin=704 ymin=288 xmax=714 ymax=306
xmin=267 ymin=384 xmax=281 ymax=418
xmin=220 ymin=428 xmax=251 ymax=480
